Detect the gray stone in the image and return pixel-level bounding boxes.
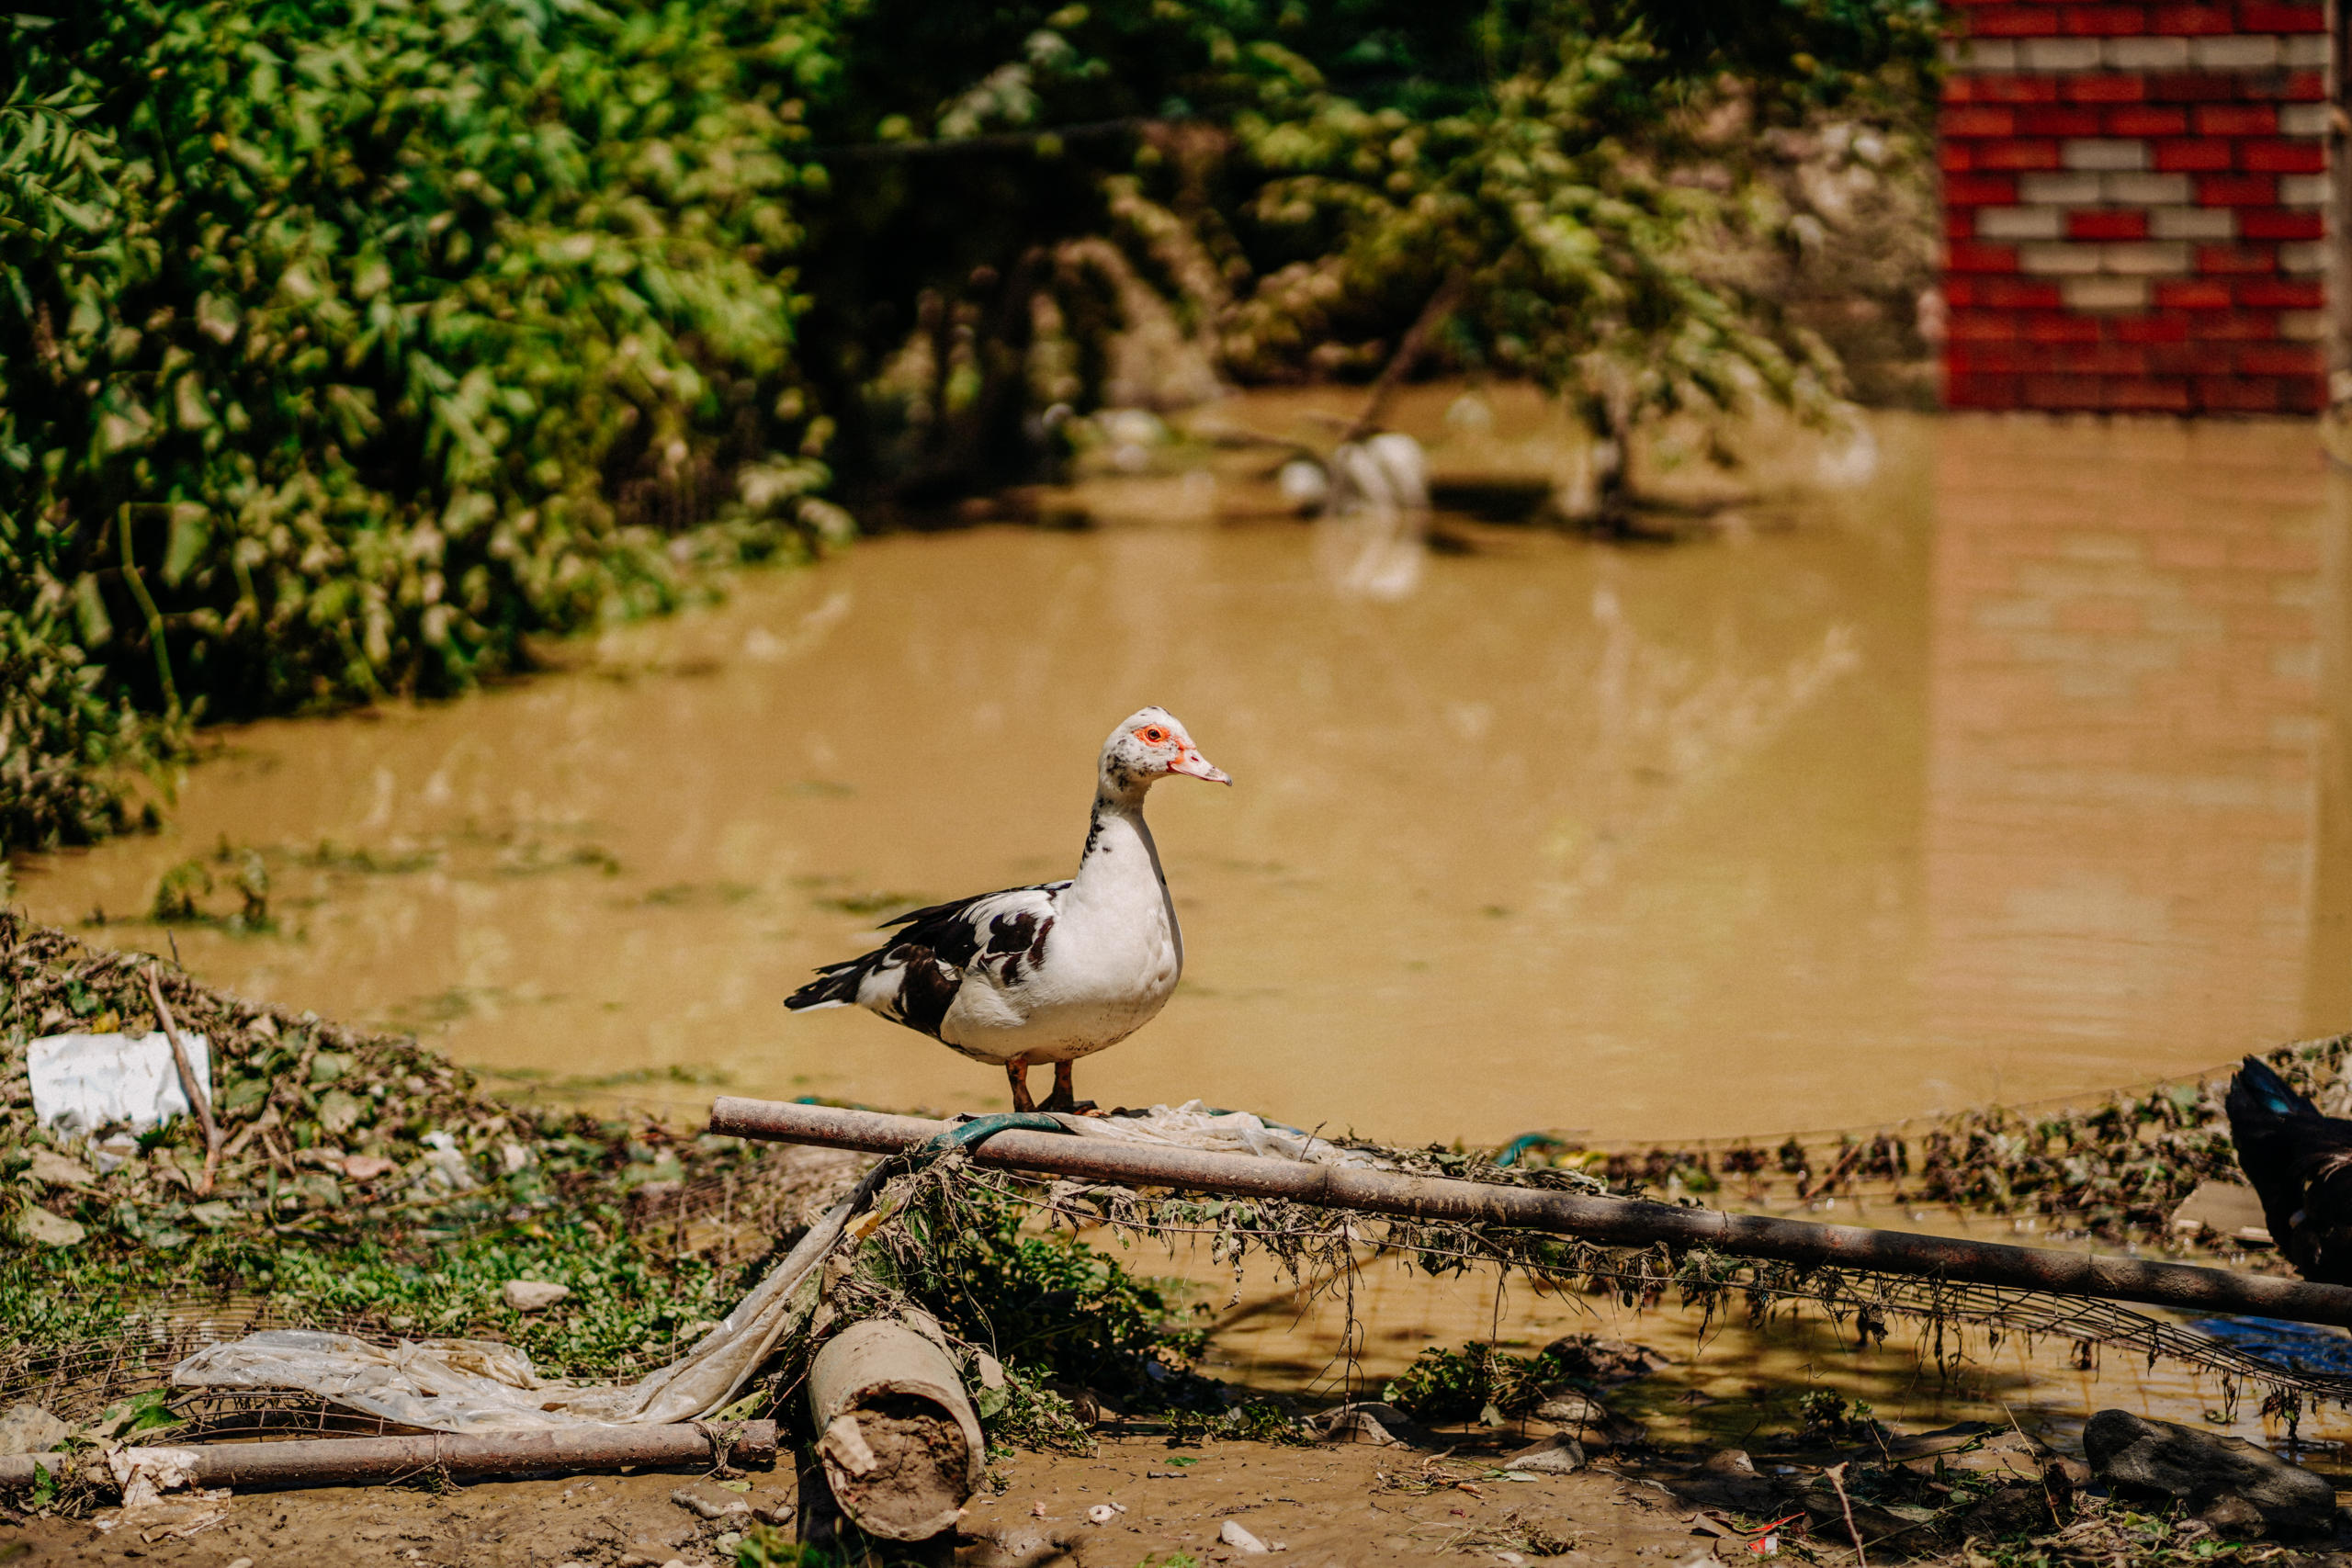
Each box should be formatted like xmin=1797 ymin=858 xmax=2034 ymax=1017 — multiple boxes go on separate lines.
xmin=1539 ymin=1334 xmax=1665 ymax=1385
xmin=2084 ymin=1409 xmax=2336 ymax=1539
xmin=1959 ymin=1483 xmax=2059 ymax=1540
xmin=501 ymin=1279 xmax=571 ymax=1312
xmin=1319 ymin=1401 xmax=1436 ymax=1449
xmin=1502 ymin=1434 xmax=1587 ymax=1475
xmin=1668 ymin=1449 xmax=1782 ymax=1514
xmin=0 ymin=1404 xmax=69 ymax=1456
xmin=1532 ymin=1391 xmax=1644 ymax=1449
xmin=2198 ymin=1495 xmax=2269 ymax=1540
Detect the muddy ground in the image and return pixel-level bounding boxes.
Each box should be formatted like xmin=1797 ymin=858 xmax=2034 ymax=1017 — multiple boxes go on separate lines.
xmin=0 ymin=1436 xmax=1750 ymax=1567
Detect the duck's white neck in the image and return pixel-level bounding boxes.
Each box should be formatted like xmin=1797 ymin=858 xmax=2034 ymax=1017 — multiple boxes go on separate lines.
xmin=1069 ymin=787 xmax=1175 ymax=924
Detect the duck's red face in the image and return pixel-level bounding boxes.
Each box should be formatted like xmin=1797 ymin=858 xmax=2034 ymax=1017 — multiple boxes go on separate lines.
xmin=1136 ymin=719 xmax=1228 ymax=784
xmin=1110 ymin=708 xmax=1230 ymax=786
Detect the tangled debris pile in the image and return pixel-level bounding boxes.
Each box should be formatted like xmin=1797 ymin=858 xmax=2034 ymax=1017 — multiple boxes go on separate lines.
xmin=0 ymin=909 xmax=865 ymax=1259
xmin=0 ymin=910 xmax=874 ymax=1425
xmin=1559 ymin=1038 xmax=2352 ymax=1252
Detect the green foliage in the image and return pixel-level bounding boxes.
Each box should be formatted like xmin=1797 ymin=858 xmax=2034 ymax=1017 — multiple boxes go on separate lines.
xmin=1794 ymin=1388 xmax=1880 ymax=1441
xmin=0 ymin=0 xmax=1939 ymax=843
xmin=883 ymin=1180 xmax=1208 ymax=1408
xmin=1382 ymin=1340 xmax=1576 ymax=1424
xmin=799 ymin=0 xmax=1936 ymax=506
xmin=0 ymin=0 xmax=847 ymax=850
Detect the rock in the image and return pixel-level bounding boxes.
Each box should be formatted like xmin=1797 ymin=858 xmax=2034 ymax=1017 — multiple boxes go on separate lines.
xmin=1667 ymin=1449 xmax=1783 ymax=1514
xmin=16 ymin=1206 xmax=84 ymax=1247
xmin=1539 ymin=1334 xmax=1666 ymax=1386
xmin=28 ymin=1150 xmax=94 ymax=1188
xmin=2199 ymin=1495 xmax=2270 ymax=1540
xmin=1219 ymin=1518 xmax=1271 ymax=1554
xmin=670 ymin=1488 xmax=751 ymax=1521
xmin=2084 ymin=1408 xmax=2335 ymax=1539
xmin=501 ymin=1279 xmax=571 ymax=1312
xmin=1884 ymin=1422 xmax=2085 ymax=1486
xmin=1798 ymin=1484 xmax=1943 ymax=1547
xmin=1501 ymin=1434 xmax=1587 ymax=1475
xmin=1532 ymin=1391 xmax=1645 ymax=1449
xmin=0 ymin=1404 xmax=70 ymax=1456
xmin=1319 ymin=1401 xmax=1436 ymax=1449
xmin=1959 ymin=1482 xmax=2059 ymax=1539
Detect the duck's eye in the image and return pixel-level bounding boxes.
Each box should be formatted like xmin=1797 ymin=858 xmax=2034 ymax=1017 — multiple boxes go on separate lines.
xmin=1136 ymin=726 xmax=1168 ymax=745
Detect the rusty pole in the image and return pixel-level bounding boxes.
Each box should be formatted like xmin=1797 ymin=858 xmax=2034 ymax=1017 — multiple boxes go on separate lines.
xmin=0 ymin=1420 xmax=775 ymax=1494
xmin=707 ymin=1096 xmax=2352 ymax=1330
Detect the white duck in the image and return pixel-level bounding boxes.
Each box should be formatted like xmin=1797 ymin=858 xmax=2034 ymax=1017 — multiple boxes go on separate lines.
xmin=786 ymin=707 xmax=1229 ymax=1111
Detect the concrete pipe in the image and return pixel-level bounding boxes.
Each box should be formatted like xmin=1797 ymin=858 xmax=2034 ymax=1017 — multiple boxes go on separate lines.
xmin=806 ymin=1318 xmax=984 ymax=1541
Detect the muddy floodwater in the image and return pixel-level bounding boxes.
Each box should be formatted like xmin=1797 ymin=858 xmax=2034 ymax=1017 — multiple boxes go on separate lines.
xmin=15 ymin=391 xmax=2351 ymax=1148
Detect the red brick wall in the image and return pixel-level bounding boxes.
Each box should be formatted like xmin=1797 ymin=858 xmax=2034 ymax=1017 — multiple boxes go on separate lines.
xmin=1941 ymin=1 xmax=2331 ymax=413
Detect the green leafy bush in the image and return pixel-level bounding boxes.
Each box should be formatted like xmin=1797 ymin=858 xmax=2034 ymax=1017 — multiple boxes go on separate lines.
xmin=1384 ymin=1339 xmax=1577 ymax=1423
xmin=1 ymin=0 xmax=847 ymax=848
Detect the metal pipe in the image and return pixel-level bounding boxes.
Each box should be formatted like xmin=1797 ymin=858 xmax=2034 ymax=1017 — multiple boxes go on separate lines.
xmin=0 ymin=1420 xmax=775 ymax=1493
xmin=708 ymin=1096 xmax=2352 ymax=1329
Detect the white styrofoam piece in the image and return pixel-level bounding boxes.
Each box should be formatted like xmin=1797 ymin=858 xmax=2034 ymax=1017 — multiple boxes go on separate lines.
xmin=28 ymin=1032 xmax=211 ymax=1134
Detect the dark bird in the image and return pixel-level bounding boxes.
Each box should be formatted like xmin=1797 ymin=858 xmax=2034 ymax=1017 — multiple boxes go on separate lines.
xmin=2224 ymin=1055 xmax=2352 ymax=1284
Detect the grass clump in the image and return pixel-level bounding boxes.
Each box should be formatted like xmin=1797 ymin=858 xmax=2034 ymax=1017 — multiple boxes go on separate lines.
xmin=1382 ymin=1340 xmax=1581 ymax=1425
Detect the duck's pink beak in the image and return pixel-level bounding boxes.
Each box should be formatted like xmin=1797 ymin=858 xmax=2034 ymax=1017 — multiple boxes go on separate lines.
xmin=1170 ymin=750 xmax=1231 ymax=784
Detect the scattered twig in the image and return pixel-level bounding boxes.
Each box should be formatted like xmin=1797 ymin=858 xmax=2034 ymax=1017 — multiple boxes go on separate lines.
xmin=147 ymin=964 xmax=220 ymax=1196
xmin=1823 ymin=1461 xmax=1866 ymax=1568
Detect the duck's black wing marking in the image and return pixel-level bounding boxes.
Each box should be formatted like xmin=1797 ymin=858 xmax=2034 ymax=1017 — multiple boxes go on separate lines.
xmin=786 ymin=881 xmax=1068 ymax=1041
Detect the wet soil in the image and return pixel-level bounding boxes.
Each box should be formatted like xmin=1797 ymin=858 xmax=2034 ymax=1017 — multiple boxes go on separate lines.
xmin=0 ymin=1438 xmax=1722 ymax=1567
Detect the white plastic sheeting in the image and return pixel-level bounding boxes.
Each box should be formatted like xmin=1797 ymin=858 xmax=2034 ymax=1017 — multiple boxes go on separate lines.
xmin=28 ymin=1033 xmax=210 ymax=1135
xmin=168 ymin=1103 xmax=1349 ymax=1433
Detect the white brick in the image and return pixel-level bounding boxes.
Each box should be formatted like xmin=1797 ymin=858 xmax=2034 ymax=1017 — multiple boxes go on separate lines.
xmin=2064 ymin=276 xmax=2152 ymax=311
xmin=2279 ymin=242 xmax=2327 ymax=274
xmin=2192 ymin=35 xmax=2280 ymax=68
xmin=2104 ymin=173 xmax=2191 ymax=204
xmin=1961 ymin=38 xmax=2018 ymax=71
xmin=2100 ymin=241 xmax=2192 ymax=275
xmin=2064 ymin=140 xmax=2149 ymax=173
xmin=2150 ymin=207 xmax=2234 ymax=240
xmin=2280 ymin=104 xmax=2330 ymax=138
xmin=1978 ymin=207 xmax=2064 ymax=240
xmin=2280 ymin=175 xmax=2332 ymax=207
xmin=2103 ymin=37 xmax=2189 ymax=69
xmin=2022 ymin=38 xmax=2102 ymax=70
xmin=2020 ymin=243 xmax=2105 ymax=276
xmin=2279 ymin=310 xmax=2326 ymax=341
xmin=2021 ymin=173 xmax=2103 ymax=205
xmin=2285 ymin=34 xmax=2329 ymax=66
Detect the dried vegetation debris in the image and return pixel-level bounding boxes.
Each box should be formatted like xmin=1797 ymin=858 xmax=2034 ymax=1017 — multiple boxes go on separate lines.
xmin=1566 ymin=1038 xmax=2352 ymax=1257
xmin=0 ymin=910 xmax=876 ymax=1436
xmin=0 ymin=909 xmax=859 ymax=1257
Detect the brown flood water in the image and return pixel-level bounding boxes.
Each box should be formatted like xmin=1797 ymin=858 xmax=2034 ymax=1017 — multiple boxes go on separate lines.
xmin=12 ymin=387 xmax=2352 ymax=1448
xmin=13 ymin=390 xmax=2351 ymax=1146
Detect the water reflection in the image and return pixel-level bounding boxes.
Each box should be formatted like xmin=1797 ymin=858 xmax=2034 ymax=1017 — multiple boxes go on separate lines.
xmin=7 ymin=402 xmax=2346 ymax=1148
xmin=1925 ymin=421 xmax=2351 ymax=1083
